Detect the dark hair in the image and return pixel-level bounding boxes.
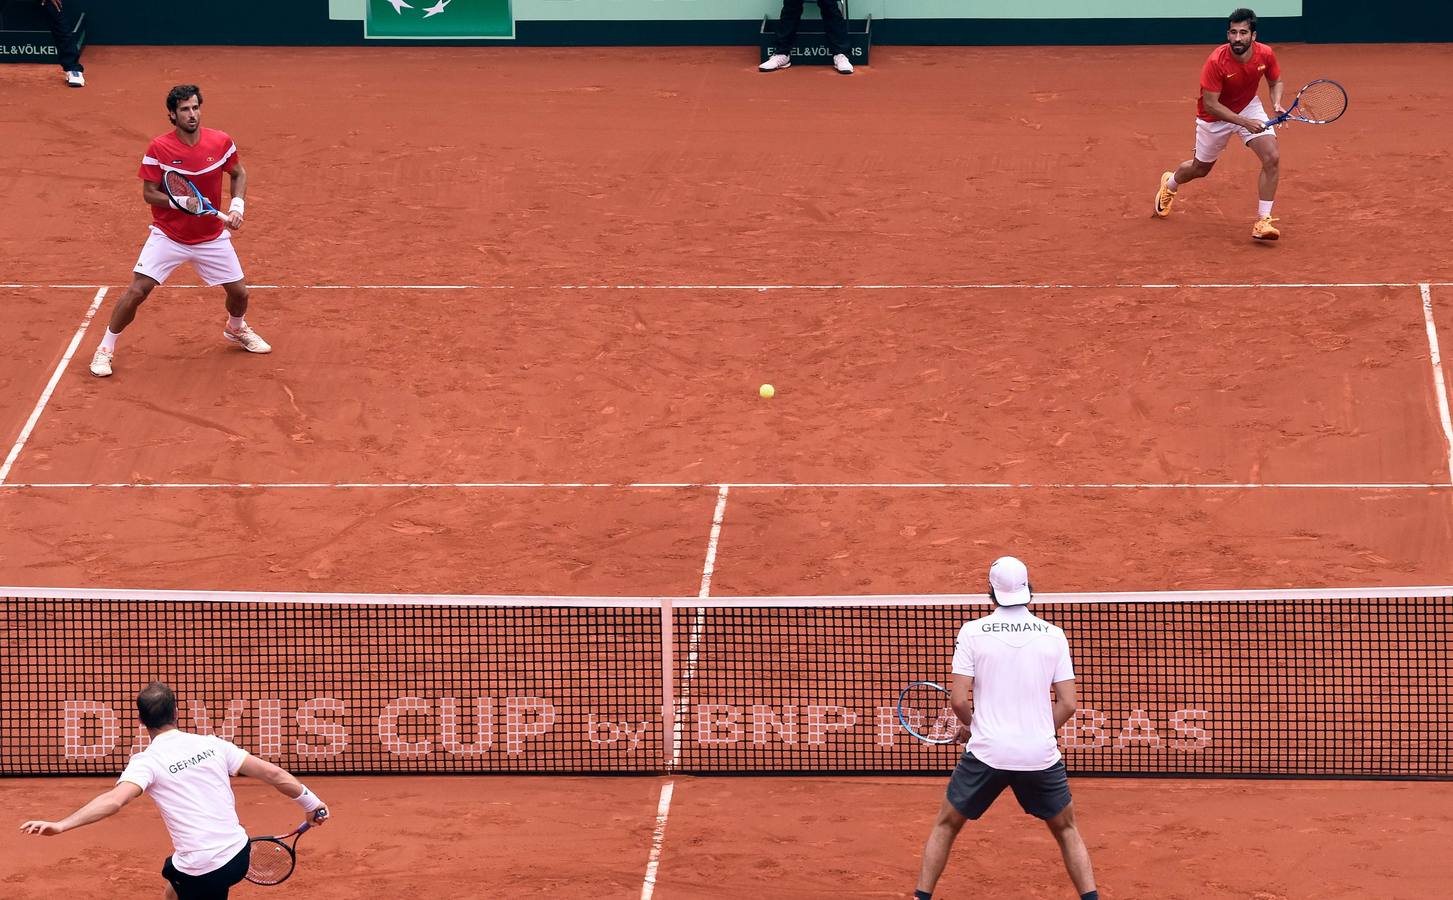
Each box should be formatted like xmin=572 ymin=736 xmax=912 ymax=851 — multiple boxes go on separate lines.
xmin=1228 ymin=8 xmax=1257 ymax=30
xmin=137 ymin=682 xmax=178 ymax=729
xmin=166 ymin=84 xmax=202 ymax=113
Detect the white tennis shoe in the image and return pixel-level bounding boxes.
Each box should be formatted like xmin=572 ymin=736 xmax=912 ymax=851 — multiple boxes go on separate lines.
xmin=832 ymin=54 xmax=854 ymax=75
xmin=224 ymin=323 xmax=272 ymax=354
xmin=759 ymin=54 xmax=791 ymax=72
xmin=89 ymin=346 xmax=113 ymax=377
xmin=65 ymin=70 xmax=85 ymax=88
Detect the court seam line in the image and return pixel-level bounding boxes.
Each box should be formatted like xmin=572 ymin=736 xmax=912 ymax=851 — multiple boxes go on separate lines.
xmin=1419 ymin=284 xmax=1453 ymax=483
xmin=0 ymin=287 xmax=108 ymax=486
xmin=7 ymin=481 xmax=1449 ymax=489
xmin=7 ymin=282 xmax=1453 ymax=291
xmin=647 ymin=486 xmax=728 ymax=900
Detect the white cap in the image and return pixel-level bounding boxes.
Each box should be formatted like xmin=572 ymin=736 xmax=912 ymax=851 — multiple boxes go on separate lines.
xmin=988 ymin=556 xmax=1032 ymax=606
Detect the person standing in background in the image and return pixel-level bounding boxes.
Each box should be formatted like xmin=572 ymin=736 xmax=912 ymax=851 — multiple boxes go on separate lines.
xmin=759 ymin=0 xmax=855 ymax=75
xmin=37 ymin=0 xmax=86 ymax=87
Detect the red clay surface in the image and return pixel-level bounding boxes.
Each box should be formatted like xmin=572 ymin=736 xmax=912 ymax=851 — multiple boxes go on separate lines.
xmin=3 ymin=42 xmax=1453 ymax=900
xmin=3 ymin=776 xmax=1450 ymax=899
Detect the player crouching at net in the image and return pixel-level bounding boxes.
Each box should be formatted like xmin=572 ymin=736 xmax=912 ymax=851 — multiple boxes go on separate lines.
xmin=1154 ymin=8 xmax=1285 ymax=241
xmin=912 ymin=557 xmax=1099 ymax=900
xmin=90 ymin=84 xmax=269 ymax=378
xmin=19 ymin=682 xmax=331 ymax=900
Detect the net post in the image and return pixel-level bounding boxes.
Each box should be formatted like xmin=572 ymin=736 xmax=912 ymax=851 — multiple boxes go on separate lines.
xmin=659 ymin=597 xmax=674 ymax=772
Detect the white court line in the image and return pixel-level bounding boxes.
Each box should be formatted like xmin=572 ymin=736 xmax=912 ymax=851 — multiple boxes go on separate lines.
xmin=5 ymin=584 xmax=1447 ymax=605
xmin=0 ymin=287 xmax=108 ymax=486
xmin=5 ymin=282 xmax=1453 ymax=291
xmin=671 ymin=485 xmax=730 ymax=764
xmin=640 ymin=780 xmax=675 ymax=900
xmin=1420 ymin=284 xmax=1453 ymax=483
xmin=4 ymin=481 xmax=1448 ymax=490
xmin=645 ymin=486 xmax=730 ymax=900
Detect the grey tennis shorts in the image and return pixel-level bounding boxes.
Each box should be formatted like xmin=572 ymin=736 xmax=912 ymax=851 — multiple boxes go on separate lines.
xmin=946 ymin=751 xmax=1072 ymax=820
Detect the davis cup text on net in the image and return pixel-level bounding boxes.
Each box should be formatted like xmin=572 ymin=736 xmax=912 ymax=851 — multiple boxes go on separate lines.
xmin=59 ymin=696 xmax=1211 ymax=763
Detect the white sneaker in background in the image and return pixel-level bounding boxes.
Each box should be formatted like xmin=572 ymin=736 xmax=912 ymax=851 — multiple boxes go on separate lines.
xmin=832 ymin=54 xmax=854 ymax=75
xmin=759 ymin=54 xmax=792 ymax=72
xmin=66 ymin=70 xmax=85 ymax=88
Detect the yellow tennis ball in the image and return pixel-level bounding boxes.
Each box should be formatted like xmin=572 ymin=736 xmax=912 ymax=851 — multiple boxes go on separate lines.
xmin=759 ymin=383 xmax=775 ymax=399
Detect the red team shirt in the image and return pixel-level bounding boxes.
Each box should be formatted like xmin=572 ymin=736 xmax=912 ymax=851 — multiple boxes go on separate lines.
xmin=139 ymin=127 xmax=240 ymax=245
xmin=1197 ymin=41 xmax=1280 ymax=122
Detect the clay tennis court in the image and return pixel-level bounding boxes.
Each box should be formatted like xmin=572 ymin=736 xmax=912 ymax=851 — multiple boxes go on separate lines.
xmin=2 ymin=44 xmax=1452 ymax=898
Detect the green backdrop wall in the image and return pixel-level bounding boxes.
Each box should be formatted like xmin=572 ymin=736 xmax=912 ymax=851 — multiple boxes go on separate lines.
xmin=69 ymin=0 xmax=1453 ymax=46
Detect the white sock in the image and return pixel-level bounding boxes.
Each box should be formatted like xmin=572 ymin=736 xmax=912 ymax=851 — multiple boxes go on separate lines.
xmin=1166 ymin=174 xmax=1179 ymax=192
xmin=1258 ymin=200 xmax=1274 ymax=218
xmin=227 ymin=315 xmax=245 ymax=330
xmin=101 ymin=329 xmax=119 ymax=352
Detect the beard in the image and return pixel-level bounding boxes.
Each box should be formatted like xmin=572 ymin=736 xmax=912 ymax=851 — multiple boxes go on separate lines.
xmin=1230 ymin=40 xmax=1249 ymax=53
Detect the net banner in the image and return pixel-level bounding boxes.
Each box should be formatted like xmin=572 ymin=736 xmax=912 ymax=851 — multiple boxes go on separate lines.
xmin=1 ymin=590 xmax=1448 ymax=778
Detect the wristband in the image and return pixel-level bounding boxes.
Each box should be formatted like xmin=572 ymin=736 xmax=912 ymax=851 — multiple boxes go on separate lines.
xmin=293 ymin=785 xmax=325 ymax=814
xmin=229 ymin=198 xmax=245 ymax=215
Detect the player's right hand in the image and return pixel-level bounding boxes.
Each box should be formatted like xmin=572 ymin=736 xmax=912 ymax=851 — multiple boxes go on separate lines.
xmin=310 ymin=806 xmax=330 ymax=826
xmin=1243 ymin=118 xmax=1267 ymax=134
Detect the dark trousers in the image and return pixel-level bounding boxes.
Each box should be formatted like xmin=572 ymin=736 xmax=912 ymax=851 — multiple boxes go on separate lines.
xmin=37 ymin=0 xmax=84 ymax=72
xmin=774 ymin=0 xmax=849 ymax=57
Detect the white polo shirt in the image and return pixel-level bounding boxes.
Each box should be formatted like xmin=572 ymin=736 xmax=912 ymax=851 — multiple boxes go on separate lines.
xmin=118 ymin=729 xmax=250 ymax=875
xmin=952 ymin=604 xmax=1075 ymax=771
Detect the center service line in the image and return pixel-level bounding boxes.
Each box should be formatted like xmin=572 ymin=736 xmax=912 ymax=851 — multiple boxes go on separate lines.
xmin=643 ymin=485 xmax=730 ymax=900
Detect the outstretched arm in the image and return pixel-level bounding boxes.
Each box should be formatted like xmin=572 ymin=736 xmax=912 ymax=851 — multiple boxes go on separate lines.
xmin=237 ymin=755 xmax=330 ymax=824
xmin=19 ymin=782 xmax=142 ymax=836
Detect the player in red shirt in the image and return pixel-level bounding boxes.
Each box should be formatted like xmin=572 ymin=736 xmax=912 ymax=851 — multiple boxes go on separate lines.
xmin=89 ymin=84 xmax=269 ymax=378
xmin=1152 ymin=8 xmax=1287 ymax=241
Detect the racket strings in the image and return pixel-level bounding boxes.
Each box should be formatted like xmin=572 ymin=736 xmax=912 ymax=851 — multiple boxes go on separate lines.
xmin=247 ymin=840 xmax=294 ymax=885
xmin=162 ymin=171 xmax=199 ymax=213
xmin=1297 ymin=82 xmax=1347 ymax=122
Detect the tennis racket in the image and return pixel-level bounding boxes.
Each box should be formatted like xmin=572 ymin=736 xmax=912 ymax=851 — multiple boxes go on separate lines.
xmin=896 ymin=681 xmax=964 ymax=746
xmin=245 ymin=815 xmax=320 ymax=886
xmin=1265 ymin=79 xmax=1348 ymax=126
xmin=161 ymin=170 xmax=231 ymax=223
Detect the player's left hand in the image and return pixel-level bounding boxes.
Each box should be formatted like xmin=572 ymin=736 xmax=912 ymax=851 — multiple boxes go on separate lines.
xmin=1273 ymin=104 xmax=1287 ymax=116
xmin=19 ymin=820 xmax=64 ymax=836
xmin=953 ymin=725 xmax=971 ymax=744
xmin=225 ymin=211 xmax=244 ymax=231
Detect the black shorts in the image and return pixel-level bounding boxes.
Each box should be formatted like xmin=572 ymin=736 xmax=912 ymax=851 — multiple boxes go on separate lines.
xmin=946 ymin=752 xmax=1072 ymax=821
xmin=161 ymin=843 xmax=249 ymax=900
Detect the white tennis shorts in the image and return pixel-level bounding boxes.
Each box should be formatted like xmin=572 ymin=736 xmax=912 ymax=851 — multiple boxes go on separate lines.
xmin=1194 ymin=97 xmax=1276 ymax=164
xmin=133 ymin=226 xmax=245 ymax=286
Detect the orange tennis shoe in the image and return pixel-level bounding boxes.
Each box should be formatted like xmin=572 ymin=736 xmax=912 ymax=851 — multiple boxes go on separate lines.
xmin=1153 ymin=171 xmax=1176 ymax=218
xmin=1251 ymin=216 xmax=1281 ymax=241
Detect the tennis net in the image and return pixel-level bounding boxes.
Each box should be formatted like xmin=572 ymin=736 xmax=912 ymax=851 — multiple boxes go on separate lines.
xmin=1 ymin=588 xmax=1448 ymax=778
